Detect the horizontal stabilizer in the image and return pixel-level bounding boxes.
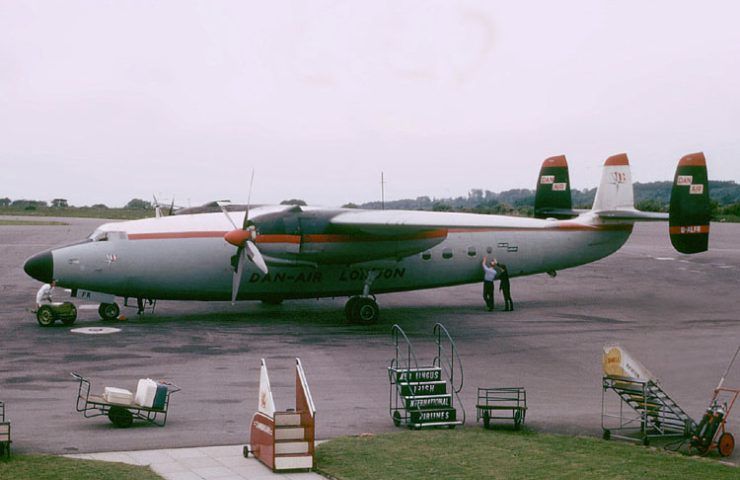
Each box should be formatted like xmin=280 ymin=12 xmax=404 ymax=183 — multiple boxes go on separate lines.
xmin=669 ymin=152 xmax=710 ymax=254
xmin=534 ymin=155 xmax=575 ymax=219
xmin=596 ymin=210 xmax=668 ymax=221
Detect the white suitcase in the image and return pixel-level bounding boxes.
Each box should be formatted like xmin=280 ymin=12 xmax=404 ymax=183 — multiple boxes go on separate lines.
xmin=103 ymin=387 xmax=133 ymax=405
xmin=134 ymin=379 xmax=157 ymax=408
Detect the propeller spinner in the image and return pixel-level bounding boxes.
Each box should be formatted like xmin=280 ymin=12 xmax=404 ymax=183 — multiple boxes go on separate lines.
xmin=219 ymin=172 xmax=268 ymax=304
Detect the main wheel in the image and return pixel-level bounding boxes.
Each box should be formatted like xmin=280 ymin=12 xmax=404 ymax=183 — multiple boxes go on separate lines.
xmin=718 ymin=432 xmax=735 ymax=457
xmin=36 ymin=305 xmax=56 ymax=327
xmin=351 ymin=297 xmax=380 ymax=324
xmin=108 ymin=406 xmax=134 ymax=428
xmin=61 ymin=304 xmax=78 ymax=326
xmin=98 ymin=302 xmax=120 ymax=321
xmin=344 ymin=297 xmax=360 ymax=322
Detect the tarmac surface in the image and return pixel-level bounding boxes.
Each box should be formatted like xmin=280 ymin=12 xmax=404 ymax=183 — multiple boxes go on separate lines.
xmin=1 ymin=215 xmax=739 ymax=465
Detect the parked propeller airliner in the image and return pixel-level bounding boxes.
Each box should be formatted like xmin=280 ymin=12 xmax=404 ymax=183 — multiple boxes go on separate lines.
xmin=23 ymin=153 xmax=710 ymax=324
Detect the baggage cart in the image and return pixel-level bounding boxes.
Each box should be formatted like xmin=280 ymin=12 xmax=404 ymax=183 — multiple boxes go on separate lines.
xmin=71 ymin=372 xmax=180 ymax=428
xmin=476 ymin=387 xmax=527 ymax=430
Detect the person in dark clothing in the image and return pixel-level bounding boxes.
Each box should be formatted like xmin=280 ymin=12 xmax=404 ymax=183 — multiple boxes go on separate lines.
xmin=497 ymin=263 xmax=513 ymax=311
xmin=481 ymin=256 xmax=498 ymax=311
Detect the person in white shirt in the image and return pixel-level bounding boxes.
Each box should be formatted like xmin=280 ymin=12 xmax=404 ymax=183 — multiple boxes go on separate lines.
xmin=36 ymin=280 xmax=56 ymax=306
xmin=481 ymin=256 xmax=498 ymax=311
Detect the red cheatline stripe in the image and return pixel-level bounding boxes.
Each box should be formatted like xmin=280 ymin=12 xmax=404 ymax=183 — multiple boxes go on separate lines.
xmin=678 ymin=152 xmax=706 ymax=167
xmin=604 ymin=153 xmax=629 ymax=166
xmin=127 ymin=230 xmax=448 ymax=243
xmin=128 ymin=231 xmax=226 ymax=240
xmin=543 ymin=155 xmax=567 ymax=168
xmin=669 ymin=225 xmax=710 ymax=235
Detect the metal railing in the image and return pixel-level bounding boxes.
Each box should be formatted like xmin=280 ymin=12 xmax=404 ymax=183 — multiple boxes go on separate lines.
xmin=433 ymin=323 xmax=465 ymax=424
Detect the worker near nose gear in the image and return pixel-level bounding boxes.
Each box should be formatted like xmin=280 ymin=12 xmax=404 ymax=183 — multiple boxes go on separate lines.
xmin=36 ymin=279 xmax=56 ymax=306
xmin=497 ymin=263 xmax=513 ymax=311
xmin=482 ymin=257 xmax=498 ymax=311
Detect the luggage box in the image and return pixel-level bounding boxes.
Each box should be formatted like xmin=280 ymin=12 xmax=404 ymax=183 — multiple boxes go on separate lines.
xmin=135 ymin=379 xmax=158 ymax=408
xmin=103 ymin=387 xmax=133 ymax=405
xmin=152 ymin=384 xmax=168 ymax=410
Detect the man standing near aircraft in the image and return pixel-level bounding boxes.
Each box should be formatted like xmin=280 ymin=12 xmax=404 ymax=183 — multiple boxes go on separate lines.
xmin=497 ymin=263 xmax=513 ymax=311
xmin=481 ymin=257 xmax=498 ymax=311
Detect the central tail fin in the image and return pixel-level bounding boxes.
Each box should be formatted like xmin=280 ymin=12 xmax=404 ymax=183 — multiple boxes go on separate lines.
xmin=591 ymin=153 xmax=634 ymax=212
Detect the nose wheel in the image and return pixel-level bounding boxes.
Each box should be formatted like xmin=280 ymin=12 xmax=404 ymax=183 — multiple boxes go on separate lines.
xmin=345 ymin=296 xmax=380 ymax=324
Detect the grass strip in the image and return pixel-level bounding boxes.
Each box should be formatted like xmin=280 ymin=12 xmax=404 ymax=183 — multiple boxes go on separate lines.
xmin=315 ymin=429 xmax=736 ymax=480
xmin=0 ymin=219 xmax=69 ymax=226
xmin=0 ymin=454 xmax=163 ymax=480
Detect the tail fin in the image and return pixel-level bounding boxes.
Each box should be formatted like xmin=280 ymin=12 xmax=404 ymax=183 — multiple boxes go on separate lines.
xmin=591 ymin=153 xmax=634 ymax=212
xmin=669 ymin=152 xmax=710 ymax=253
xmin=534 ymin=155 xmax=575 ymax=219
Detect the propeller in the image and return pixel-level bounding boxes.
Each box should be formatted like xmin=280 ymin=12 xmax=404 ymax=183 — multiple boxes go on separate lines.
xmin=219 ymin=171 xmax=268 ymax=304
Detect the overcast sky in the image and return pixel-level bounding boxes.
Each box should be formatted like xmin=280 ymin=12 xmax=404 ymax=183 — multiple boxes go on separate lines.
xmin=1 ymin=1 xmax=738 ymax=208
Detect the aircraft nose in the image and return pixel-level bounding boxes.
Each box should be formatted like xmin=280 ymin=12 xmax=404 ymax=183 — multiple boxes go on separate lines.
xmin=23 ymin=250 xmax=54 ymax=283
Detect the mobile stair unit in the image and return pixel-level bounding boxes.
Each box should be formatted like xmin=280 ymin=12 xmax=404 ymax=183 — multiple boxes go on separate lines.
xmin=0 ymin=401 xmax=10 ymax=458
xmin=247 ymin=358 xmax=316 ymax=472
xmin=388 ymin=323 xmax=465 ymax=429
xmin=602 ymin=375 xmax=695 ymax=445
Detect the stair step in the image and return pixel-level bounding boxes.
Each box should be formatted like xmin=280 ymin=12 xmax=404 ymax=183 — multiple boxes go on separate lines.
xmin=274 ymin=412 xmax=302 ymax=426
xmin=391 ymin=367 xmax=442 ymax=383
xmin=404 ymin=394 xmax=452 ymax=409
xmin=411 ymin=420 xmax=463 ymax=428
xmin=274 ymin=453 xmax=312 ymax=470
xmin=275 ymin=426 xmax=304 ymax=441
xmin=400 ymin=381 xmax=447 ymax=396
xmin=275 ymin=441 xmax=310 ymax=455
xmin=410 ymin=407 xmax=457 ymax=424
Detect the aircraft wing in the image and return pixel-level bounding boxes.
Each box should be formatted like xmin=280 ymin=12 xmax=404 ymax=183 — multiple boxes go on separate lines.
xmin=330 ymin=209 xmax=548 ymax=235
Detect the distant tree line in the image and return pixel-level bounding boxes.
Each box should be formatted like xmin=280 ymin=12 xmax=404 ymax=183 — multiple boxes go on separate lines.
xmin=3 ymin=181 xmax=740 ymax=221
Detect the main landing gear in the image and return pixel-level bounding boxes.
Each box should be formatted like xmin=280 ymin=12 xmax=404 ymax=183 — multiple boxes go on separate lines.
xmin=344 ymin=270 xmax=381 ymax=324
xmin=98 ymin=302 xmax=120 ymax=321
xmin=345 ymin=296 xmax=380 ymax=324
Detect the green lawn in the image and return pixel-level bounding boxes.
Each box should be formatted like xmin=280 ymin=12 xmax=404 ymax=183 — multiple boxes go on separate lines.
xmin=0 ymin=455 xmax=162 ymax=480
xmin=315 ymin=429 xmax=736 ymax=480
xmin=0 ymin=219 xmax=68 ymax=226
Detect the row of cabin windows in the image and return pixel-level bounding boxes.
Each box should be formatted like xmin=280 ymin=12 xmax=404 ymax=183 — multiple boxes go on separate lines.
xmin=422 ymin=245 xmax=493 ymax=260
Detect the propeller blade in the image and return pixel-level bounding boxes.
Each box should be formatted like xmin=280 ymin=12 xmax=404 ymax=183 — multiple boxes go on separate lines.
xmin=217 ymin=201 xmax=239 ymax=230
xmin=243 ymin=169 xmax=255 ymax=229
xmin=231 ymin=247 xmax=246 ymax=304
xmin=168 ymin=199 xmax=175 ymax=216
xmin=246 ymin=240 xmax=268 ymax=274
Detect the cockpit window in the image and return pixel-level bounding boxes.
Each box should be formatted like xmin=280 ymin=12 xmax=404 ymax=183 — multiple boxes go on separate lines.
xmin=89 ymin=230 xmax=127 ymax=241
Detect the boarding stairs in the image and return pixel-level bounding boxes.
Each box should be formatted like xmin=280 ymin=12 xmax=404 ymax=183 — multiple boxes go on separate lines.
xmin=388 ymin=323 xmax=465 ymax=429
xmin=602 ymin=375 xmax=695 ymax=445
xmin=247 ymin=358 xmax=316 ymax=472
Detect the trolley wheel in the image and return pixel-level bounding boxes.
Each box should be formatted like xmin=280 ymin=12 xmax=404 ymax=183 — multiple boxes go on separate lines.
xmin=718 ymin=432 xmax=735 ymax=457
xmin=243 ymin=445 xmax=250 ymax=458
xmin=483 ymin=411 xmax=491 ymax=429
xmin=36 ymin=305 xmax=55 ymax=327
xmin=61 ymin=304 xmax=78 ymax=326
xmin=514 ymin=410 xmax=524 ymax=430
xmin=642 ymin=437 xmax=650 ymax=446
xmin=99 ymin=303 xmax=120 ymax=321
xmin=108 ymin=406 xmax=134 ymax=428
xmin=392 ymin=411 xmax=402 ymax=427
xmin=602 ymin=429 xmax=611 ymax=441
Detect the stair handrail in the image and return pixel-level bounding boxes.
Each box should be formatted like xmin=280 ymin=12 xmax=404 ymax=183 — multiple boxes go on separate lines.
xmin=296 ymin=358 xmax=316 ymax=417
xmin=433 ymin=323 xmax=466 ymax=424
xmin=391 ymin=324 xmax=419 ymax=373
xmin=433 ymin=323 xmax=464 ymax=393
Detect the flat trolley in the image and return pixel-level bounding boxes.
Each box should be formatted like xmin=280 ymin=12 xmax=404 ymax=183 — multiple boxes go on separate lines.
xmin=476 ymin=387 xmax=527 ymax=430
xmin=71 ymin=372 xmax=180 ymax=428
